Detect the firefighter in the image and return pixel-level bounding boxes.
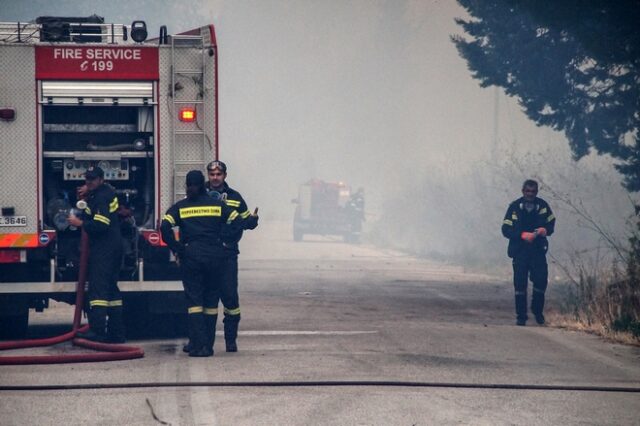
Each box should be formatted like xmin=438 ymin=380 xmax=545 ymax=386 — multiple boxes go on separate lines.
xmin=201 ymin=160 xmax=258 ymax=353
xmin=501 ymin=179 xmax=556 ymax=326
xmin=345 ymin=187 xmax=365 ymax=237
xmin=68 ymin=166 xmax=125 ymax=343
xmin=161 ymin=170 xmax=242 ymax=357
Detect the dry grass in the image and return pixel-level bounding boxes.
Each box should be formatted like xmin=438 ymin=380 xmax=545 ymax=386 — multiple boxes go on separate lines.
xmin=546 ymin=310 xmax=640 ymax=346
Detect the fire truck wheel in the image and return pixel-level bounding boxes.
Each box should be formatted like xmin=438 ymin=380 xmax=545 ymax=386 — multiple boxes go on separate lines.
xmin=0 ymin=312 xmax=29 ymax=340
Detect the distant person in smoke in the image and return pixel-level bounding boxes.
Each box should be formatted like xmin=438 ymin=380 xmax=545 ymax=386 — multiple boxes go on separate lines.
xmin=501 ymin=179 xmax=556 ymax=326
xmin=346 ymin=187 xmax=365 ymax=234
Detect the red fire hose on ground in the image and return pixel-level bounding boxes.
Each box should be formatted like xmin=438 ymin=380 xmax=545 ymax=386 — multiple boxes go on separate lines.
xmin=0 ymin=231 xmax=144 ymax=365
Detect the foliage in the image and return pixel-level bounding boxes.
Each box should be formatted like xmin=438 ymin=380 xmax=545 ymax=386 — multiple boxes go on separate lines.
xmin=547 ymin=197 xmax=640 ymax=339
xmin=621 ymin=212 xmax=640 ymax=336
xmin=452 ymin=0 xmax=640 ymax=191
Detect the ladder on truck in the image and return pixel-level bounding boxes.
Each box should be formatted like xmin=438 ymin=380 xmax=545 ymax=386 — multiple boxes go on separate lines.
xmin=170 ymin=32 xmax=210 ymax=202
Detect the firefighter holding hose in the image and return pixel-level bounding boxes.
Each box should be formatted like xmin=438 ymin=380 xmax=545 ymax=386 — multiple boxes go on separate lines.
xmin=68 ymin=166 xmax=126 ymax=343
xmin=161 ymin=170 xmax=243 ymax=357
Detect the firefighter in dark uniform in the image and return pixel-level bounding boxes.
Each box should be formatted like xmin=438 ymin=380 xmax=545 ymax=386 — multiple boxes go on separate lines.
xmin=161 ymin=170 xmax=243 ymax=357
xmin=345 ymin=187 xmax=365 ymax=238
xmin=203 ymin=160 xmax=258 ymax=353
xmin=68 ymin=166 xmax=125 ymax=343
xmin=501 ymin=179 xmax=556 ymax=326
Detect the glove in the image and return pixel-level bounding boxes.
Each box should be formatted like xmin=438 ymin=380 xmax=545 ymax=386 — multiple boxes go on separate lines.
xmin=244 ymin=214 xmax=259 ymax=230
xmin=535 ymin=227 xmax=547 ymax=237
xmin=521 ymin=232 xmax=536 ymax=243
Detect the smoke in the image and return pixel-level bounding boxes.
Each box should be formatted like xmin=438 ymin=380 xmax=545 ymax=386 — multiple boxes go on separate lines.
xmin=4 ymin=0 xmax=636 ymax=271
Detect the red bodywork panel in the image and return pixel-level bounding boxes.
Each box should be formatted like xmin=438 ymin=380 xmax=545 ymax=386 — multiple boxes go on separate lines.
xmin=0 ymin=250 xmax=22 ymax=264
xmin=35 ymin=46 xmax=159 ymax=80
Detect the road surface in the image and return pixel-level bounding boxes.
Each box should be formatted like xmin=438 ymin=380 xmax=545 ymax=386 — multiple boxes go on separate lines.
xmin=1 ymin=221 xmax=639 ymax=425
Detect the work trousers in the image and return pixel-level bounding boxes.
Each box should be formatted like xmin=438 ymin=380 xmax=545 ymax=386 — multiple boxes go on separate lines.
xmin=181 ymin=251 xmax=224 ymax=351
xmin=512 ymin=253 xmax=548 ymax=321
xmin=220 ymin=255 xmax=241 ymax=343
xmin=87 ymin=242 xmax=123 ymax=336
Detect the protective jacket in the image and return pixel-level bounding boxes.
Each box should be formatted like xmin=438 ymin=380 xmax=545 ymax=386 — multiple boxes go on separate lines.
xmin=205 ymin=182 xmax=258 ymax=254
xmin=81 ymin=183 xmax=124 ymax=340
xmin=160 ymin=193 xmax=242 ymax=258
xmin=501 ymin=197 xmax=556 ymax=258
xmin=83 ymin=183 xmax=122 ymax=249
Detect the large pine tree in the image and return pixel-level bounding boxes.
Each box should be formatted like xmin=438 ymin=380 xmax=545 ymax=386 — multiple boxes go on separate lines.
xmin=452 ymin=0 xmax=640 ymax=191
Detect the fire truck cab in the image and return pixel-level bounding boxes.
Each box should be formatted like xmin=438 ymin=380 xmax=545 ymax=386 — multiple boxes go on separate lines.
xmin=292 ymin=179 xmax=365 ymax=243
xmin=0 ymin=16 xmax=218 ymax=338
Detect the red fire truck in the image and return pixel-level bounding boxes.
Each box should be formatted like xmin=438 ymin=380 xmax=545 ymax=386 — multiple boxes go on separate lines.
xmin=292 ymin=179 xmax=365 ymax=243
xmin=0 ymin=16 xmax=218 ymax=338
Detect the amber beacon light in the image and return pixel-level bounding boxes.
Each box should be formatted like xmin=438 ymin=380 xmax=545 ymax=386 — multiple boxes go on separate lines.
xmin=179 ymin=107 xmax=196 ymax=122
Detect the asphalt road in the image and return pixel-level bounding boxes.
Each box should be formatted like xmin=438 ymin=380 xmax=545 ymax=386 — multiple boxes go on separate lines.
xmin=1 ymin=221 xmax=639 ymax=425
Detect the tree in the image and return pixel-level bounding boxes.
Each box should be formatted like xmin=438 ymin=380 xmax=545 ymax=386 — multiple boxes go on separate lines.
xmin=452 ymin=0 xmax=640 ymax=191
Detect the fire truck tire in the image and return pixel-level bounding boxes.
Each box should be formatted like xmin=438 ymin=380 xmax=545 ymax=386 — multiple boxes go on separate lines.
xmin=0 ymin=312 xmax=29 ymax=340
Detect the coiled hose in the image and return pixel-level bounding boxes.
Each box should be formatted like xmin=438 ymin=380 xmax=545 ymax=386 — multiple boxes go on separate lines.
xmin=0 ymin=230 xmax=144 ymax=365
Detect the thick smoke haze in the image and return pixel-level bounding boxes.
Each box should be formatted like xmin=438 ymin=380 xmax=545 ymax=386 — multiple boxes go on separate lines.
xmin=2 ymin=0 xmax=635 ymax=273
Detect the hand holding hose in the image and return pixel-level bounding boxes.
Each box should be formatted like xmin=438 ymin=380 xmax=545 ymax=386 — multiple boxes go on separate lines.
xmin=68 ymin=213 xmax=83 ymax=228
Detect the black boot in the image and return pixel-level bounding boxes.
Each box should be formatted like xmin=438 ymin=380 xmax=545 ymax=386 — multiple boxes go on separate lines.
xmin=223 ymin=314 xmax=240 ymax=352
xmin=204 ymin=314 xmax=218 ymax=354
xmin=515 ymin=293 xmax=528 ymax=326
xmin=183 ymin=315 xmax=216 ymax=353
xmin=107 ymin=305 xmax=126 ymax=343
xmin=226 ymin=341 xmax=238 ymax=353
xmin=188 ymin=313 xmax=212 ymax=357
xmin=77 ymin=306 xmax=109 ymax=342
xmin=531 ymin=289 xmax=546 ymax=325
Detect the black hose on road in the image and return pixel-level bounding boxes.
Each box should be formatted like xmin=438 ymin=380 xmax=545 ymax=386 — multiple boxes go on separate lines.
xmin=1 ymin=380 xmax=639 ymax=393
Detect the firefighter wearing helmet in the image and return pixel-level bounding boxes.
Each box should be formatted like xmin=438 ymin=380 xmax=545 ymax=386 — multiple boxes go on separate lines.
xmin=198 ymin=160 xmax=259 ymax=353
xmin=161 ymin=170 xmax=243 ymax=357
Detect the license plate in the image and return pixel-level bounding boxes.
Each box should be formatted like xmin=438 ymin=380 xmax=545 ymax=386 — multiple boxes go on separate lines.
xmin=0 ymin=216 xmax=27 ymax=226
